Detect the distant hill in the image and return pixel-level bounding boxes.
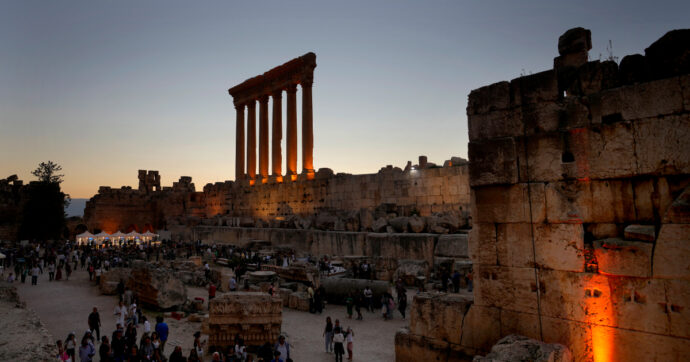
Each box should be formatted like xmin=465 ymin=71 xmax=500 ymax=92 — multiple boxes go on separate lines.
xmin=65 ymin=198 xmax=87 ymax=217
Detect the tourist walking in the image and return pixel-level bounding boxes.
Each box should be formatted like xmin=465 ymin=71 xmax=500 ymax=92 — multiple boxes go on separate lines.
xmin=323 ymin=316 xmax=333 ymax=353
xmin=346 ymin=327 xmax=354 ymax=360
xmin=155 ymin=316 xmax=169 ymax=353
xmin=79 ymin=335 xmax=96 ymax=362
xmin=88 ymin=307 xmax=101 ymax=340
xmin=99 ymin=336 xmax=112 ymax=362
xmin=363 ymin=286 xmax=373 ymax=312
xmin=398 ymin=291 xmax=407 ymax=320
xmin=345 ymin=293 xmax=354 ymax=319
xmin=65 ymin=332 xmax=77 ymax=362
xmin=274 ymin=335 xmax=290 ymax=361
xmin=48 ymin=262 xmax=56 ymax=281
xmin=333 ymin=328 xmax=345 ymax=362
xmin=114 ymin=301 xmax=127 ymax=327
xmin=31 ymin=265 xmax=39 ymax=285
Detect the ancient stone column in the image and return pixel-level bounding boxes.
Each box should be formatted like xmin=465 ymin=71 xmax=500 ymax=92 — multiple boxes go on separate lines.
xmin=246 ymin=101 xmax=257 ymax=181
xmin=286 ymin=84 xmax=298 ymax=180
xmin=259 ymin=94 xmax=270 ymax=182
xmin=301 ymin=80 xmax=314 ymax=177
xmin=271 ymin=89 xmax=283 ymax=180
xmin=235 ymin=104 xmax=245 ymax=180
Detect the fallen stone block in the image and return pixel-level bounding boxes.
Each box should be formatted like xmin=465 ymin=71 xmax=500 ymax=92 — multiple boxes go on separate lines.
xmin=623 ymin=224 xmax=656 ymax=242
xmin=594 ymin=238 xmax=653 ymax=277
xmin=473 ymin=334 xmax=572 ymax=362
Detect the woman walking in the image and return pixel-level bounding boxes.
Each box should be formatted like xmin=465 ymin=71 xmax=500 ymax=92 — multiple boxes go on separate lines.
xmin=323 ymin=316 xmax=334 ymax=353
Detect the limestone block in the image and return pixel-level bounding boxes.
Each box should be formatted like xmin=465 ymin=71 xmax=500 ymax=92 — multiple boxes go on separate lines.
xmin=408 ymin=215 xmax=425 ymax=233
xmin=533 ymin=223 xmax=584 ymax=272
xmin=499 ymin=310 xmax=541 ymax=341
xmin=468 ymin=223 xmax=497 ymax=265
xmin=394 ymin=329 xmax=472 ymax=362
xmin=510 ymin=70 xmax=559 ymax=106
xmin=633 ymin=115 xmax=690 ymax=176
xmin=467 ymin=81 xmax=511 ymax=115
xmin=409 ymin=293 xmax=472 ymax=345
xmin=468 ymin=107 xmax=523 ymax=141
xmin=586 ymin=223 xmax=620 ymax=239
xmin=468 ymin=138 xmax=519 ymax=187
xmin=472 ymin=183 xmax=546 ymax=224
xmin=623 ymin=224 xmax=656 ymax=242
xmin=127 ymin=262 xmax=188 ymax=309
xmin=435 ymin=234 xmax=469 ymax=258
xmin=586 ymin=325 xmax=690 ymax=362
xmin=545 ymin=181 xmax=593 ymax=223
xmin=518 ymin=133 xmax=563 ymax=182
xmin=539 ymin=316 xmax=591 ymax=362
xmin=539 ymin=270 xmax=613 ymax=325
xmin=389 ymin=216 xmax=409 ymax=233
xmin=665 ymin=279 xmax=690 ymax=338
xmin=663 ymin=185 xmax=690 ymax=224
xmin=682 ymin=74 xmax=690 ymax=111
xmin=593 ymin=238 xmax=652 ymax=277
xmin=589 ymin=180 xmax=635 ymax=223
xmin=521 ymin=101 xmax=562 ymax=136
xmin=459 ymin=305 xmax=501 ymax=352
xmin=474 ymin=334 xmax=573 ymax=362
xmin=288 ymin=291 xmax=310 ymax=311
xmin=633 ymin=177 xmax=673 ymax=223
xmin=598 ymin=77 xmax=684 ymax=122
xmin=473 ymin=265 xmax=538 ymax=313
xmin=587 ymin=123 xmax=638 ymax=179
xmin=496 ymin=223 xmax=534 ymax=268
xmin=652 ymin=224 xmax=690 ymax=280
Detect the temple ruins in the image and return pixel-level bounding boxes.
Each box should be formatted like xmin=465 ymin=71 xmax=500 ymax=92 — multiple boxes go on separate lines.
xmin=229 ymin=52 xmax=317 ymax=183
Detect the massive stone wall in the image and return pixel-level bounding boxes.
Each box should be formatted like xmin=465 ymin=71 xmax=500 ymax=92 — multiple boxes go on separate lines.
xmin=396 ymin=27 xmax=690 ymax=361
xmin=84 ymin=158 xmax=471 ymax=235
xmin=466 ymin=28 xmax=689 ymax=361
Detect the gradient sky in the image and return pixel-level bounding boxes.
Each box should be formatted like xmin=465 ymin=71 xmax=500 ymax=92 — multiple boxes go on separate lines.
xmin=2 ymin=1 xmax=688 ymax=198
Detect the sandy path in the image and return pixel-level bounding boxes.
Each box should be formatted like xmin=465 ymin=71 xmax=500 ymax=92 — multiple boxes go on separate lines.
xmin=16 ymin=267 xmax=409 ymax=361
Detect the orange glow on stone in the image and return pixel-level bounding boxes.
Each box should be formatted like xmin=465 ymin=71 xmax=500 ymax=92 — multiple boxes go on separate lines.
xmin=584 ymin=274 xmax=616 ymax=362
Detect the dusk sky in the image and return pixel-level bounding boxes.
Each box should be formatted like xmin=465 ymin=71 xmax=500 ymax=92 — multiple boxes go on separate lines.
xmin=2 ymin=1 xmax=688 ymax=198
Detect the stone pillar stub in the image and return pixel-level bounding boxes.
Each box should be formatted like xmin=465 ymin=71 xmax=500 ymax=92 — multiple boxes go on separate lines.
xmin=235 ymin=104 xmax=245 ymax=180
xmin=301 ymin=80 xmax=314 ymax=179
xmin=271 ymin=90 xmax=283 ymax=181
xmin=286 ymin=84 xmax=298 ymax=180
xmin=246 ymin=101 xmax=257 ymax=181
xmin=259 ymin=95 xmax=270 ymax=183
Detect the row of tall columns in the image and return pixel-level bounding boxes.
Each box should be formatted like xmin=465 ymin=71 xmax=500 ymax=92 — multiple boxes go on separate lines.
xmin=235 ymin=82 xmax=313 ymax=183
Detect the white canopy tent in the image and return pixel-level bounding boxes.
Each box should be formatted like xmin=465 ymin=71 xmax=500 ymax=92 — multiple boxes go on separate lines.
xmin=141 ymin=231 xmax=158 ymax=242
xmin=94 ymin=231 xmax=111 ymax=244
xmin=76 ymin=231 xmax=95 ymax=245
xmin=110 ymin=231 xmax=125 ymax=243
xmin=125 ymin=231 xmax=141 ymax=241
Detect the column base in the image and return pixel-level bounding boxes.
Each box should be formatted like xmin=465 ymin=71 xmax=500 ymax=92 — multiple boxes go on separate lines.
xmin=285 ymin=171 xmax=298 ymax=182
xmin=268 ymin=175 xmax=284 ymax=184
xmin=259 ymin=176 xmax=269 ymax=184
xmin=298 ymin=169 xmax=315 ymax=181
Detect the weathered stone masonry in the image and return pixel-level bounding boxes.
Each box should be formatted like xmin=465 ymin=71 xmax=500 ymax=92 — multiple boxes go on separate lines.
xmin=396 ymin=28 xmax=690 ymax=361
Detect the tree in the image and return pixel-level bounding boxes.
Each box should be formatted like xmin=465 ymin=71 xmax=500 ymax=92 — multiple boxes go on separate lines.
xmin=31 ymin=161 xmax=64 ymax=184
xmin=18 ymin=161 xmax=68 ymax=240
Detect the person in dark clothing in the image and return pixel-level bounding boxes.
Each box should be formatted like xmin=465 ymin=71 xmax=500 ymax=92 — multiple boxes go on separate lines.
xmin=398 ymin=292 xmax=408 ymax=320
xmin=111 ymin=329 xmax=126 ymax=362
xmin=88 ymin=307 xmax=101 ymax=340
xmin=99 ymin=336 xmax=112 ymax=362
xmin=452 ymin=270 xmax=461 ymax=293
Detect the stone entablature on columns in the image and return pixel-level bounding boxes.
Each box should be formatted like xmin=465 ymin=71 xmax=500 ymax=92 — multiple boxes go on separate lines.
xmin=229 ymin=52 xmax=317 ymax=184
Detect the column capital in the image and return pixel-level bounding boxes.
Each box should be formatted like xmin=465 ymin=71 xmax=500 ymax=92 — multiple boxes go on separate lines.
xmin=286 ymin=83 xmax=298 ymax=93
xmin=258 ymin=94 xmax=269 ymax=102
xmin=246 ymin=100 xmax=256 ymax=109
xmin=234 ymin=103 xmax=245 ymax=111
xmin=301 ymin=78 xmax=313 ymax=88
xmin=272 ymin=89 xmax=283 ymax=98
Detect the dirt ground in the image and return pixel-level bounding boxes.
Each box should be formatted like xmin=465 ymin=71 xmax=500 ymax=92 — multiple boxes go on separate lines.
xmin=15 ymin=267 xmax=411 ymax=361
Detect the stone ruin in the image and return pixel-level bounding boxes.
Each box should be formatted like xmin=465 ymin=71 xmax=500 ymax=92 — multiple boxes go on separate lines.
xmin=395 ymin=27 xmax=690 ymax=361
xmin=203 ymin=292 xmax=282 ymax=351
xmin=127 ymin=261 xmax=188 ymax=309
xmin=138 ymin=169 xmax=161 ymax=193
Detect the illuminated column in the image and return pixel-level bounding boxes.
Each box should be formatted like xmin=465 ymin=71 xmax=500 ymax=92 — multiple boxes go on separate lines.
xmin=234 ymin=104 xmax=245 ymax=180
xmin=246 ymin=100 xmax=257 ymax=181
xmin=301 ymin=80 xmax=314 ymax=177
xmin=259 ymin=94 xmax=269 ymax=182
xmin=271 ymin=89 xmax=283 ymax=180
xmin=286 ymin=84 xmax=298 ymax=179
